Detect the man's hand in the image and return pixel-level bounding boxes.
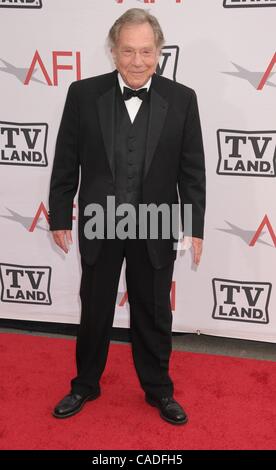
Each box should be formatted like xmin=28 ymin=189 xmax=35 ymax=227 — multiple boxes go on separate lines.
xmin=52 ymin=230 xmax=73 ymax=254
xmin=191 ymin=237 xmax=203 ymax=265
xmin=181 ymin=236 xmax=203 ymax=265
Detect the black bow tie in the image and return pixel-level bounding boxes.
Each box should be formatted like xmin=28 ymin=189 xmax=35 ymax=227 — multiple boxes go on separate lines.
xmin=123 ymin=86 xmax=148 ymax=101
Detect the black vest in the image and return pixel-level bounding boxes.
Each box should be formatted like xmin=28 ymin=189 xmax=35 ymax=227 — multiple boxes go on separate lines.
xmin=114 ymin=83 xmax=150 ymax=217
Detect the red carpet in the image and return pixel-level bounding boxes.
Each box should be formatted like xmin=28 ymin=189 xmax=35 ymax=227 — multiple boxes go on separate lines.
xmin=0 ymin=332 xmax=276 ymax=450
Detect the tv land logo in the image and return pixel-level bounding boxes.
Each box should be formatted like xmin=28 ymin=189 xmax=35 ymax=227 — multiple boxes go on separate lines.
xmin=157 ymin=46 xmax=179 ymax=81
xmin=0 ymin=263 xmax=52 ymax=305
xmin=212 ymin=279 xmax=271 ymax=324
xmin=217 ymin=130 xmax=276 ymax=177
xmin=0 ymin=0 xmax=42 ymax=7
xmin=0 ymin=121 xmax=48 ymax=167
xmin=224 ymin=0 xmax=276 ymax=7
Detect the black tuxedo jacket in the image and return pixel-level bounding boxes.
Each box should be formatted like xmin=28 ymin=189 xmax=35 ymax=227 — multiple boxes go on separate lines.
xmin=49 ymin=70 xmax=206 ymax=269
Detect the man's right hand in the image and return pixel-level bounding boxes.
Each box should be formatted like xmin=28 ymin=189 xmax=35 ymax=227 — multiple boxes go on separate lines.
xmin=52 ymin=230 xmax=73 ymax=254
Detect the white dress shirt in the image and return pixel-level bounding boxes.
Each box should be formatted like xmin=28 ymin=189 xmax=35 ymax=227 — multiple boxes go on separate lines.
xmin=117 ymin=73 xmax=152 ymax=123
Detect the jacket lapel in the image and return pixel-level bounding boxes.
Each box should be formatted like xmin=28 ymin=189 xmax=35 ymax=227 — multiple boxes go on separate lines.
xmin=97 ymin=73 xmax=117 ymax=181
xmin=143 ymin=76 xmax=168 ymax=180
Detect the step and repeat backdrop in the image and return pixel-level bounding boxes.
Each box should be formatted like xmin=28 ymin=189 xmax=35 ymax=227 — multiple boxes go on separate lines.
xmin=0 ymin=0 xmax=275 ymax=342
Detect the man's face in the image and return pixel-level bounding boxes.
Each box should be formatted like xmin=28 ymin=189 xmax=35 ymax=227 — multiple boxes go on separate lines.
xmin=112 ymin=22 xmax=160 ymax=89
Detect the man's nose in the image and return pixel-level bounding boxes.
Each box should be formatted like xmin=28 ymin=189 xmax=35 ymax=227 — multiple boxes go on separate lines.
xmin=132 ymin=52 xmax=143 ymax=66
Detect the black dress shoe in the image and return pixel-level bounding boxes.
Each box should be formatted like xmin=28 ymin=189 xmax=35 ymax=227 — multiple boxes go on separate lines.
xmin=52 ymin=390 xmax=100 ymax=419
xmin=145 ymin=395 xmax=188 ymax=425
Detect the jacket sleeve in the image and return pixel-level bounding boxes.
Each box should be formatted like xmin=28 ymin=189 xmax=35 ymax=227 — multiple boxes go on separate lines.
xmin=48 ymin=82 xmax=80 ymax=231
xmin=178 ymin=89 xmax=206 ymax=239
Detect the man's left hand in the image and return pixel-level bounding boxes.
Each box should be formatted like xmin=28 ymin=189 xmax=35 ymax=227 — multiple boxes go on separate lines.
xmin=191 ymin=237 xmax=203 ymax=265
xmin=181 ymin=236 xmax=203 ymax=265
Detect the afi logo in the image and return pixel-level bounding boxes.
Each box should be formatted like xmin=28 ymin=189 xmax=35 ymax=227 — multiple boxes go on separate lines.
xmin=0 ymin=263 xmax=52 ymax=305
xmin=250 ymin=215 xmax=276 ymax=247
xmin=1 ymin=202 xmax=77 ymax=232
xmin=30 ymin=202 xmax=77 ymax=232
xmin=217 ymin=130 xmax=276 ymax=177
xmin=0 ymin=121 xmax=48 ymax=167
xmin=212 ymin=278 xmax=271 ymax=324
xmin=0 ymin=0 xmax=42 ymax=8
xmin=223 ymin=53 xmax=276 ymax=90
xmin=216 ymin=218 xmax=276 ymax=248
xmin=25 ymin=50 xmax=81 ymax=86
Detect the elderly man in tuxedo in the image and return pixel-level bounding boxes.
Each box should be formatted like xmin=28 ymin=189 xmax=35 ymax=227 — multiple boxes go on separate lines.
xmin=49 ymin=8 xmax=206 ymax=425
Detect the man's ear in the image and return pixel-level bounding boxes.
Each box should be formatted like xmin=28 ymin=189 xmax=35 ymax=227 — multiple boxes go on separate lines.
xmin=111 ymin=48 xmax=117 ymax=63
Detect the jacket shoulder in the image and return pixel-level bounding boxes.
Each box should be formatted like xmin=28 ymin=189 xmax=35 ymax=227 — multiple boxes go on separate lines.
xmin=154 ymin=73 xmax=196 ymax=99
xmin=68 ymin=71 xmax=116 ymax=95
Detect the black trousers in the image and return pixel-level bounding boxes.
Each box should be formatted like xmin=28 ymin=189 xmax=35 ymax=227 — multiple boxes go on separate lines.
xmin=71 ymin=236 xmax=175 ymax=399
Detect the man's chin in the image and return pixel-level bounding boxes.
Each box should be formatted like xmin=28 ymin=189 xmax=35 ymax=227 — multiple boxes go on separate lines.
xmin=127 ymin=75 xmax=149 ymax=89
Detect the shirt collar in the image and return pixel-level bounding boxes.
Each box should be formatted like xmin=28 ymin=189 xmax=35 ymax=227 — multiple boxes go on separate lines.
xmin=117 ymin=72 xmax=152 ymax=95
